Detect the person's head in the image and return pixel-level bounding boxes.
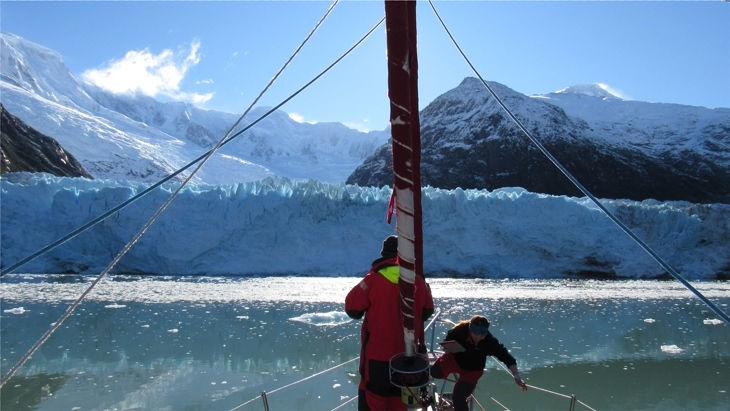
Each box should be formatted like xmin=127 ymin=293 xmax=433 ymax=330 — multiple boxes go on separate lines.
xmin=468 ymin=315 xmax=490 ymax=343
xmin=381 ymin=235 xmax=398 ymax=258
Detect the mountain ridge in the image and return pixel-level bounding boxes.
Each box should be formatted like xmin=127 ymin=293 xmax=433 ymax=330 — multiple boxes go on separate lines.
xmin=348 ymin=77 xmax=729 ymax=203
xmin=0 ymin=104 xmax=91 ymax=178
xmin=0 ymin=33 xmax=388 ymax=185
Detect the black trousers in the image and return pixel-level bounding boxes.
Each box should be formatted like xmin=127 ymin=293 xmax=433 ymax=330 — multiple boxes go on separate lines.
xmin=430 ymin=361 xmax=477 ymax=411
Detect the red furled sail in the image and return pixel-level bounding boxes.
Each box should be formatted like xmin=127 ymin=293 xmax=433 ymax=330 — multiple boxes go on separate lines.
xmin=384 ymin=0 xmax=423 ymax=357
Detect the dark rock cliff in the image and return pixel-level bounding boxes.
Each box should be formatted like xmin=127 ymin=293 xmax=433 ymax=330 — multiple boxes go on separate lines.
xmin=1 ymin=105 xmax=91 ymax=178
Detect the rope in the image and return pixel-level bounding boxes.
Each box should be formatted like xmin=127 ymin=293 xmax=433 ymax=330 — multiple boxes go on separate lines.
xmin=330 ymin=394 xmax=358 ymax=411
xmin=427 ymin=0 xmax=730 ymax=325
xmin=490 ymin=358 xmax=573 ymax=400
xmin=0 ymin=0 xmax=339 ymax=278
xmin=230 ymin=309 xmax=441 ymax=410
xmin=0 ymin=11 xmax=384 ymax=390
xmin=424 ymin=308 xmax=442 ymax=331
xmin=523 ymin=384 xmax=572 ymax=400
xmin=490 ymin=396 xmax=509 ymax=411
xmin=229 ymin=357 xmax=359 ymax=411
xmin=577 ymin=399 xmax=598 ymax=411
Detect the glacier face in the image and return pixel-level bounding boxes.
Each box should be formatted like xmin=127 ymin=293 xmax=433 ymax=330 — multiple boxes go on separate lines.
xmin=2 ymin=174 xmax=728 ymax=279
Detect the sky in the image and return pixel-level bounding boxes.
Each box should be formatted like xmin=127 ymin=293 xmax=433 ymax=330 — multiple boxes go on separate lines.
xmin=2 ymin=1 xmax=728 ymax=131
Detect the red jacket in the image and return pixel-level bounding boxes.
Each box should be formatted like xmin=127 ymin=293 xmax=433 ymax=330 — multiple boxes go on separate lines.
xmin=345 ymin=257 xmax=435 ymax=362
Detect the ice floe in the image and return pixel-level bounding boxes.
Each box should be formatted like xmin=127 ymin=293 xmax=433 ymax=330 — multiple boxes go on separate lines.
xmin=289 ymin=311 xmax=352 ymax=327
xmin=3 ymin=306 xmax=28 ymax=314
xmin=660 ymin=344 xmax=684 ymax=354
xmin=703 ymin=318 xmax=723 ymax=326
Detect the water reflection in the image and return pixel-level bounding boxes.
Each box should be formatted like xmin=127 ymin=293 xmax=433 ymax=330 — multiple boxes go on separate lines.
xmin=1 ymin=373 xmax=67 ymax=410
xmin=0 ymin=277 xmax=727 ymax=410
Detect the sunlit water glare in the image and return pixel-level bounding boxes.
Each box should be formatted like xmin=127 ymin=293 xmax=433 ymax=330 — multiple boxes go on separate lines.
xmin=1 ymin=275 xmax=728 ymax=410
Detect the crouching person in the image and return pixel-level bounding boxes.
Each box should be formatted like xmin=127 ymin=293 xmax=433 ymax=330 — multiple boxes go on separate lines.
xmin=431 ymin=316 xmax=527 ymax=411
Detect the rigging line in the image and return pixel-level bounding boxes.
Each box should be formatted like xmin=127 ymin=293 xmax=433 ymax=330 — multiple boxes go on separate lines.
xmin=470 ymin=396 xmax=487 ymax=411
xmin=230 ymin=309 xmax=441 ymax=410
xmin=0 ymin=15 xmax=384 ymax=389
xmin=427 ymin=0 xmax=730 ymax=325
xmin=229 ymin=357 xmax=360 ymax=411
xmin=0 ymin=0 xmax=340 ymax=278
xmin=577 ymin=399 xmax=598 ymax=411
xmin=490 ymin=396 xmax=510 ymax=411
xmin=0 ymin=0 xmax=339 ymax=278
xmin=490 ymin=358 xmax=574 ymax=401
xmin=330 ymin=395 xmax=358 ymax=411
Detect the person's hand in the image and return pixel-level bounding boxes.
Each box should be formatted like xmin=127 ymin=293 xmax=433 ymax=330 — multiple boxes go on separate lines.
xmin=514 ymin=375 xmax=527 ymax=391
xmin=508 ymin=365 xmax=527 ymax=391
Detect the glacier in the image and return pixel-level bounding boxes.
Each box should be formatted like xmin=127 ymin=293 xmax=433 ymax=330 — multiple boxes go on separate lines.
xmin=1 ymin=173 xmax=728 ymax=279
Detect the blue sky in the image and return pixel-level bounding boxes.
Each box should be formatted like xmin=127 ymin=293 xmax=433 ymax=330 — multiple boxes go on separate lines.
xmin=2 ymin=1 xmax=728 ymax=131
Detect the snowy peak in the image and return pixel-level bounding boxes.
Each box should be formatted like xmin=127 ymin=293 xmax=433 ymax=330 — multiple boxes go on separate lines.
xmin=0 ymin=32 xmax=389 ymax=184
xmin=350 ymin=76 xmax=729 ymax=202
xmin=420 ymin=76 xmax=580 ymax=146
xmin=0 ymin=32 xmax=61 ymax=57
xmin=447 ymin=77 xmax=526 ymax=103
xmin=554 ymin=83 xmax=623 ymax=100
xmin=0 ymin=33 xmax=95 ymax=109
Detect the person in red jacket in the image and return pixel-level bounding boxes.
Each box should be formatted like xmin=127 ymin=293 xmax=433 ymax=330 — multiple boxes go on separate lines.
xmin=431 ymin=316 xmax=527 ymax=411
xmin=345 ymin=235 xmax=434 ymax=411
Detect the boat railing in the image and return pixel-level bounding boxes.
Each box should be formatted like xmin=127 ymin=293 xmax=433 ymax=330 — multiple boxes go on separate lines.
xmin=232 ymin=307 xmax=596 ymax=411
xmin=229 ymin=310 xmax=442 ymax=411
xmin=427 ymin=310 xmax=596 ymax=411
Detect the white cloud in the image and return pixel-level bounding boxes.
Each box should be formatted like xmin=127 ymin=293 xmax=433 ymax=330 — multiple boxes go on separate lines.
xmin=287 ymin=112 xmax=318 ymax=125
xmin=596 ymin=83 xmax=629 ymax=100
xmin=82 ymin=41 xmax=213 ymax=104
xmin=196 ymin=78 xmax=214 ymax=85
xmin=288 ymin=112 xmax=305 ymax=123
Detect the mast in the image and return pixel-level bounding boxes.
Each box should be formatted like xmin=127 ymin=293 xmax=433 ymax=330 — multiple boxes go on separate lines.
xmin=384 ymin=0 xmax=423 ymax=357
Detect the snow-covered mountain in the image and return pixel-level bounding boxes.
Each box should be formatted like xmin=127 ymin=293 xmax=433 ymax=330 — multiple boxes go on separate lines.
xmin=0 ymin=33 xmax=388 ymax=184
xmin=1 ymin=105 xmax=91 ymax=177
xmin=349 ymin=78 xmax=730 ymax=203
xmin=2 ymin=174 xmax=728 ymax=278
xmin=539 ymin=84 xmax=730 ymax=166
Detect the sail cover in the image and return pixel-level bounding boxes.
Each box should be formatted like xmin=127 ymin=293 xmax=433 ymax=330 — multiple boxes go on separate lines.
xmin=384 ymin=0 xmax=423 ymax=357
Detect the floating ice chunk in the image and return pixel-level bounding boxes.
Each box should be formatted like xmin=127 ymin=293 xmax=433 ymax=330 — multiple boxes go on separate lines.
xmin=167 ymin=328 xmax=179 ymax=333
xmin=332 ymin=383 xmax=341 ymax=389
xmin=703 ymin=318 xmax=723 ymax=326
xmin=289 ymin=311 xmax=351 ymax=327
xmin=3 ymin=307 xmax=28 ymax=315
xmin=643 ymin=318 xmax=656 ymax=324
xmin=660 ymin=344 xmax=684 ymax=354
xmin=104 ymin=303 xmax=126 ymax=309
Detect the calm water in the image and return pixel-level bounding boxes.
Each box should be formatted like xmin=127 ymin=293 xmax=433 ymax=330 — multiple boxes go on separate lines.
xmin=1 ymin=275 xmax=728 ymax=411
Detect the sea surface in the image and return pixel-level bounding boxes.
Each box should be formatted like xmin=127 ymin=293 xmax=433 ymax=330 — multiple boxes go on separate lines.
xmin=1 ymin=275 xmax=728 ymax=411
